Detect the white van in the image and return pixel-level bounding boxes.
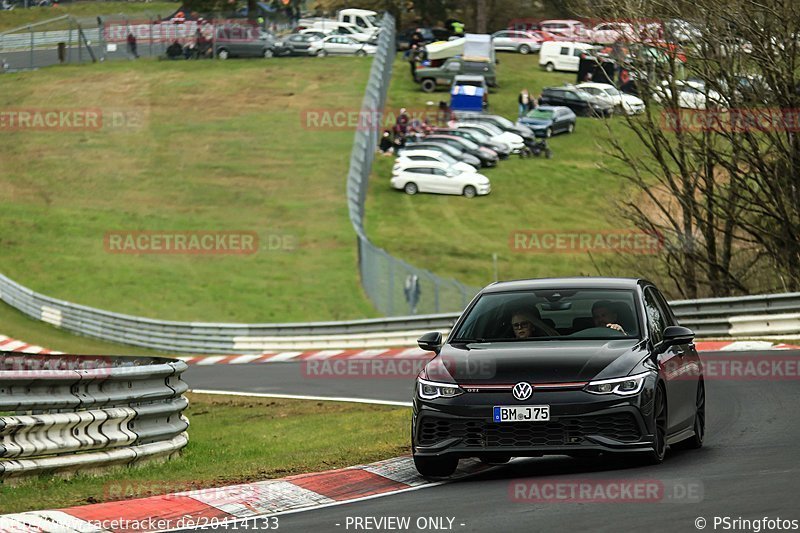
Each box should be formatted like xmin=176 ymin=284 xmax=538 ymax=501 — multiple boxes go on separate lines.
xmin=538 ymin=41 xmax=596 ymax=72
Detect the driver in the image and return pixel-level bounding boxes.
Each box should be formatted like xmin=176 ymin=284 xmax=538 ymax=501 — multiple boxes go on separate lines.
xmin=591 ymin=301 xmax=627 ymax=334
xmin=511 ymin=309 xmax=560 ymax=338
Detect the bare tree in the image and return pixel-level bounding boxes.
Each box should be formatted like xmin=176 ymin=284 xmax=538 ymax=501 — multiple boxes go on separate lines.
xmin=569 ymin=0 xmax=798 ymax=297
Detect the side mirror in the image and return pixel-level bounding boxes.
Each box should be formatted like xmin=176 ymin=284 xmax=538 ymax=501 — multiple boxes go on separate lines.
xmin=662 ymin=325 xmax=695 ymax=347
xmin=417 ymin=331 xmax=443 ymax=354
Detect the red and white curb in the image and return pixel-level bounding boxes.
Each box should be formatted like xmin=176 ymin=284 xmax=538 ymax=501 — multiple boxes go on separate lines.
xmin=176 ymin=347 xmax=434 ymax=365
xmin=0 ymin=334 xmax=62 ymax=355
xmin=0 ymin=456 xmax=490 ymax=533
xmin=177 ymin=341 xmax=800 ymax=365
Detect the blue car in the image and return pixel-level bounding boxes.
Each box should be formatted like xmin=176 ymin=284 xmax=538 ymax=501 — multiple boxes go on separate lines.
xmin=518 ymin=105 xmax=577 ymax=138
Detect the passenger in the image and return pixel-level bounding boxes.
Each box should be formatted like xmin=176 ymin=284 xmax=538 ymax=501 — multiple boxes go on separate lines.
xmin=591 ymin=300 xmax=627 ymax=334
xmin=511 ymin=309 xmax=559 ymax=338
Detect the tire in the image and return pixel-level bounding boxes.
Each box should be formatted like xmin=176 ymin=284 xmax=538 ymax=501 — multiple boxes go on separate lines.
xmin=545 ymin=127 xmax=552 ymax=138
xmin=317 ymin=49 xmax=328 ymax=57
xmin=545 ymin=62 xmax=555 ymax=72
xmin=638 ymin=384 xmax=667 ymax=465
xmin=263 ymin=48 xmax=274 ymax=58
xmin=217 ymin=49 xmax=229 ymax=60
xmin=567 ymin=123 xmax=575 ymax=134
xmin=413 ymin=455 xmax=458 ymax=478
xmin=404 ymin=182 xmax=418 ymax=195
xmin=463 ymin=185 xmax=477 ymax=198
xmin=675 ymin=380 xmax=705 ymax=450
xmin=355 ymin=49 xmax=367 ymax=57
xmin=518 ymin=44 xmax=530 ymax=54
xmin=421 ymin=78 xmax=436 ymax=93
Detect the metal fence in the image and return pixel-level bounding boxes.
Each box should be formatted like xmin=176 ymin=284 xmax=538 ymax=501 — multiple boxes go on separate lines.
xmin=0 ymin=353 xmax=189 ymax=481
xmin=346 ymin=13 xmax=481 ymax=316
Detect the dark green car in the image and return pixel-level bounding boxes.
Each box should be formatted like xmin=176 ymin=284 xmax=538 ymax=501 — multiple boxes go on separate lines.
xmin=415 ymin=57 xmax=497 ymax=92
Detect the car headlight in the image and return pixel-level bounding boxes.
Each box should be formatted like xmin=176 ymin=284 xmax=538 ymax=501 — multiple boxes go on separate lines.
xmin=417 ymin=378 xmax=464 ymax=400
xmin=584 ymin=371 xmax=650 ymax=396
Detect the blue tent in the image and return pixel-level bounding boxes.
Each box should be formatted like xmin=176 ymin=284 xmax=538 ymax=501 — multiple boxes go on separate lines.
xmin=450 ymin=84 xmax=485 ymax=112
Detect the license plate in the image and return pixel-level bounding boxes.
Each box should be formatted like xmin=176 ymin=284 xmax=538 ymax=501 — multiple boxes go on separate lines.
xmin=493 ymin=405 xmax=550 ymax=422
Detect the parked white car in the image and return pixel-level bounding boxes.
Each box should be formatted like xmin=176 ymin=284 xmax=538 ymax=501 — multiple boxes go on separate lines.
xmin=308 ymin=36 xmax=377 ymax=56
xmin=390 ymin=163 xmax=490 ymax=198
xmin=577 ymin=82 xmax=645 ymax=114
xmin=393 ymin=149 xmax=478 ymax=174
xmin=539 ymin=20 xmax=588 ymax=40
xmin=539 ymin=41 xmax=596 ymax=72
xmin=589 ymin=22 xmax=635 ymax=44
xmin=652 ymin=79 xmax=724 ymax=110
xmin=455 ymin=122 xmax=526 ymax=153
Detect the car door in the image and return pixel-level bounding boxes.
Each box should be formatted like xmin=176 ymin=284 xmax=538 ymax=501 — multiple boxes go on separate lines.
xmin=562 ymin=91 xmax=583 ymax=114
xmin=644 ymin=287 xmax=690 ymax=434
xmin=556 ymin=45 xmax=572 ymax=70
xmin=427 ymin=167 xmax=452 ymax=194
xmin=653 ymin=287 xmax=700 ymax=433
xmin=404 ymin=168 xmax=432 ymax=192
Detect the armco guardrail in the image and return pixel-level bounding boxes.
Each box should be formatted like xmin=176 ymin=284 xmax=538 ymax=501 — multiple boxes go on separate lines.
xmin=0 ymin=354 xmax=189 ymax=482
xmin=3 ymin=272 xmax=800 ymax=352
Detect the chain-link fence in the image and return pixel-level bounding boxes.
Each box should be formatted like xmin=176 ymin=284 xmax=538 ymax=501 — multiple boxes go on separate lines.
xmin=0 ymin=13 xmax=296 ymax=71
xmin=347 ymin=13 xmax=480 ymax=316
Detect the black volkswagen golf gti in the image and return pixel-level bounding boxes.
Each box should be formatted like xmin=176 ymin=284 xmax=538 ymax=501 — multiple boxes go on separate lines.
xmin=411 ymin=277 xmax=705 ymax=477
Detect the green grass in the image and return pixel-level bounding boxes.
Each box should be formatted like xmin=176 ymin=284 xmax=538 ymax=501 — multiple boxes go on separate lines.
xmin=0 ymin=393 xmax=410 ymax=513
xmin=0 ymin=2 xmax=180 ymax=32
xmin=0 ymin=57 xmax=378 ymax=326
xmin=365 ymin=53 xmax=651 ymax=287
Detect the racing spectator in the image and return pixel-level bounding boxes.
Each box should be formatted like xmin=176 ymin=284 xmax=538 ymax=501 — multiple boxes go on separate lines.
xmin=127 ymin=32 xmax=139 ymax=59
xmin=378 ymin=130 xmax=393 ymax=155
xmin=166 ymin=41 xmax=184 ymax=59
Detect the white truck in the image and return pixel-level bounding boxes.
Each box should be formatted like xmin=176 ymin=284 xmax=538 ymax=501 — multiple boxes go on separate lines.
xmin=298 ymin=8 xmax=381 ymax=35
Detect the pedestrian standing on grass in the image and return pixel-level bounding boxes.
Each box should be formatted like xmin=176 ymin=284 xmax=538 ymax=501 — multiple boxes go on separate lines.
xmin=518 ymin=88 xmax=531 ymax=117
xmin=127 ymin=32 xmax=139 ymax=59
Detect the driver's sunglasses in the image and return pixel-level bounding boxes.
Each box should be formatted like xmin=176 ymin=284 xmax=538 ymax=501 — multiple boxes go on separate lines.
xmin=512 ymin=320 xmax=532 ymax=329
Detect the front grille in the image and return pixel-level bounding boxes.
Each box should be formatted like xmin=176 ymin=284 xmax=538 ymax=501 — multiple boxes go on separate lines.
xmin=418 ymin=413 xmax=641 ymax=448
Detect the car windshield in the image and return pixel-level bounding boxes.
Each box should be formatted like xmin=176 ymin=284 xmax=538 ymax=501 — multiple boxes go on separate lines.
xmin=527 ymin=109 xmax=554 ymax=119
xmin=604 ymin=87 xmax=621 ymax=96
xmin=450 ymin=289 xmax=641 ymax=342
xmin=492 ymin=116 xmax=514 ymax=128
xmin=455 ymin=137 xmax=479 ymax=149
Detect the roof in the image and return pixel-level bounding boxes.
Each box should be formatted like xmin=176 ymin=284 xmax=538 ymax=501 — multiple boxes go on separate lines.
xmin=576 ymin=82 xmax=616 ymax=89
xmin=482 ymin=277 xmax=643 ymax=293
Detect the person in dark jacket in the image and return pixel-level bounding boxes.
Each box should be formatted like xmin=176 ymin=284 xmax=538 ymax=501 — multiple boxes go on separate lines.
xmin=127 ymin=32 xmax=139 ymax=59
xmin=378 ymin=130 xmax=394 ymax=155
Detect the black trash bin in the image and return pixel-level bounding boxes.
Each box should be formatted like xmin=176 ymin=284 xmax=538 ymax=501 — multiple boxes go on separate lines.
xmin=57 ymin=42 xmax=66 ymax=63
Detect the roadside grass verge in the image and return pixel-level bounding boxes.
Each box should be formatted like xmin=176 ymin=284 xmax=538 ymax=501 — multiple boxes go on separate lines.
xmin=0 ymin=57 xmax=378 ymax=328
xmin=0 ymin=393 xmax=410 ymax=514
xmin=365 ymin=53 xmax=653 ymax=287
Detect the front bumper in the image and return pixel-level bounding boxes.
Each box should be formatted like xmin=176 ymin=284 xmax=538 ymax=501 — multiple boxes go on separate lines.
xmin=412 ymin=389 xmax=655 ymax=458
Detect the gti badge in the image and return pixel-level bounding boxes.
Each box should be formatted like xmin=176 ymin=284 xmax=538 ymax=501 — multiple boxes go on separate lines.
xmin=512 ymin=382 xmax=532 ymax=401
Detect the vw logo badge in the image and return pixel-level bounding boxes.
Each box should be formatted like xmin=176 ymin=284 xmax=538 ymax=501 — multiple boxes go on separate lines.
xmin=512 ymin=382 xmax=532 ymax=401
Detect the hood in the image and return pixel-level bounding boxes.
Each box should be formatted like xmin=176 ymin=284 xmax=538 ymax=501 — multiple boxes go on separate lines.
xmin=455 ymin=162 xmax=477 ymax=173
xmin=520 ymin=118 xmax=551 ymax=129
xmin=428 ymin=339 xmax=645 ymax=384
